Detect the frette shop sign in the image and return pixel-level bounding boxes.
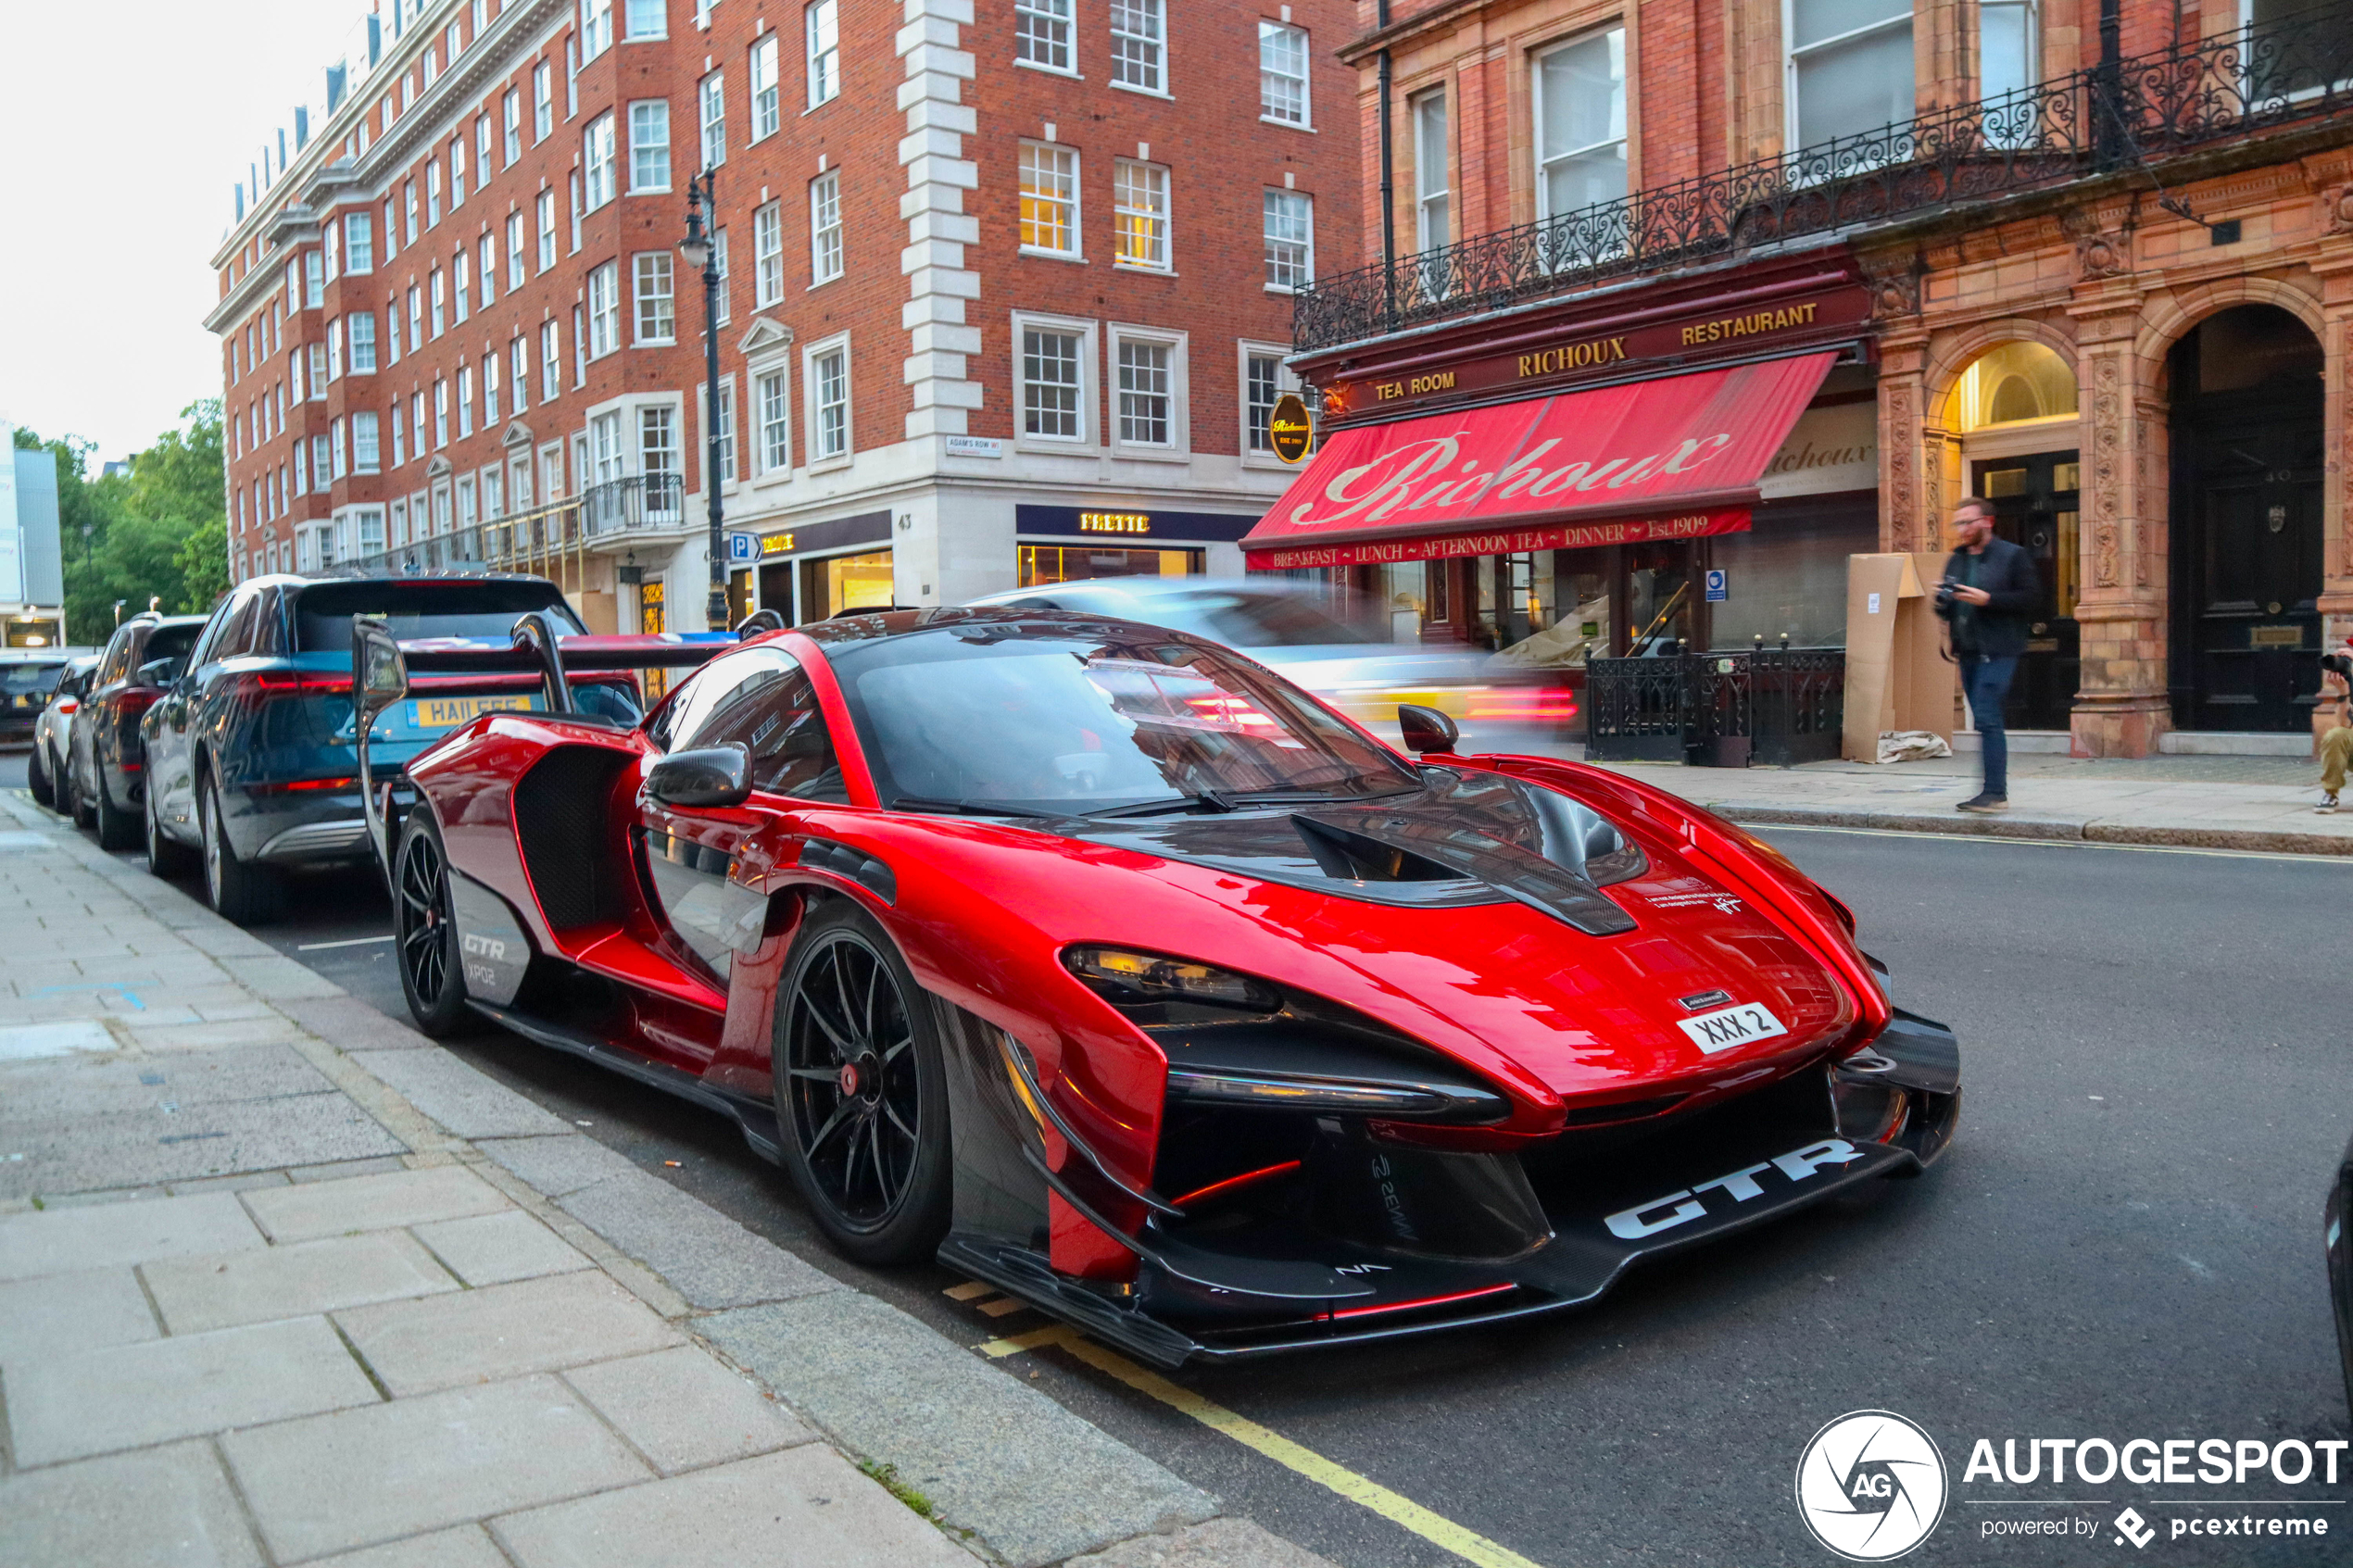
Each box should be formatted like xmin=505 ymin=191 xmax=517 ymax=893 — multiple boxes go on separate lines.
xmin=1242 ymin=353 xmax=1834 ymax=567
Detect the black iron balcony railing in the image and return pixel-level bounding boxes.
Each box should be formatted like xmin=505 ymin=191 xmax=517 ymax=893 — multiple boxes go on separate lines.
xmin=1295 ymin=7 xmax=2353 ymax=354
xmin=329 ymin=471 xmax=686 ymax=580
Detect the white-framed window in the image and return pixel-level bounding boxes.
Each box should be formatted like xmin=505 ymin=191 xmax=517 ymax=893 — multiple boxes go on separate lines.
xmin=383 ymin=199 xmax=399 ymax=260
xmin=451 ymin=137 xmax=468 ymax=207
xmin=484 ymin=352 xmax=501 ymax=423
xmin=1786 ymin=0 xmax=1915 ymax=148
xmin=327 ymin=220 xmax=343 ymax=284
xmin=1239 ymin=342 xmax=1299 ymax=458
xmin=429 ymin=161 xmax=446 ymax=222
xmin=407 ymin=285 xmax=423 ymax=351
xmin=1413 ymin=90 xmax=1449 ymax=251
xmin=327 ymin=318 xmax=346 ymax=381
xmin=297 ymin=437 xmax=313 ymax=493
xmin=755 ymin=367 xmax=790 ymax=473
xmin=540 ymin=318 xmax=562 ymax=400
xmin=478 ymin=234 xmax=497 ymax=307
xmin=510 ymin=335 xmax=531 ymax=412
xmin=534 ymin=60 xmax=554 ymax=140
xmin=639 ymin=406 xmax=679 ymax=501
xmin=412 ymin=391 xmax=428 ymax=450
xmin=507 ymin=213 xmax=526 ymax=288
xmin=476 ymin=111 xmax=493 ymax=172
xmin=454 ymin=251 xmax=472 ymax=322
xmin=332 ymin=417 xmax=348 ymax=479
xmin=585 ymin=111 xmax=617 ymax=207
xmin=699 ymin=71 xmax=726 ymax=168
xmin=1110 ymin=0 xmax=1164 ymax=93
xmin=1019 ymin=143 xmax=1079 ymax=257
xmin=1113 ymin=159 xmax=1169 ymax=270
xmin=311 ymin=431 xmax=332 ymax=478
xmin=304 ymin=249 xmax=324 ymax=307
xmin=432 ymin=483 xmax=452 ymax=534
xmin=590 ymin=410 xmax=627 ymax=483
xmin=308 ymin=342 xmax=329 ymax=395
xmin=388 ymin=406 xmax=403 ymax=470
xmin=753 ymin=200 xmax=784 ymax=304
xmin=1111 ymin=329 xmax=1184 ymax=450
xmin=484 ymin=466 xmax=504 ymax=520
xmin=573 ymin=304 xmax=588 ymax=383
xmin=749 ymin=35 xmax=780 ymax=140
xmin=625 ymin=0 xmax=665 ymax=39
xmin=582 ymin=0 xmax=613 ymax=59
xmin=1015 ymin=0 xmax=1072 ymax=72
xmin=567 ymin=34 xmax=580 ymax=115
xmin=459 ymin=364 xmax=475 ymax=436
xmin=629 ymin=100 xmax=671 ymax=192
xmin=536 ymin=190 xmax=558 ymax=270
xmin=349 ymin=311 xmax=378 ymax=373
xmin=1980 ymin=0 xmax=2036 ymax=104
xmin=1263 ymin=189 xmax=1313 ymax=291
xmin=510 ymin=453 xmax=534 ymax=511
xmin=810 ymin=170 xmax=843 ymax=283
xmin=353 ymin=410 xmax=382 ymax=472
xmin=713 ymin=227 xmax=731 ymax=323
xmin=1015 ymin=316 xmax=1091 ymax=444
xmin=1260 ymin=21 xmax=1310 ymax=125
xmin=806 ymin=1 xmax=839 ymax=107
xmin=805 ymin=337 xmax=850 ymax=462
xmin=708 ymin=378 xmax=737 ymax=483
xmin=345 ymin=212 xmax=374 ymax=272
xmin=587 ymin=260 xmax=622 ymax=356
xmin=457 ymin=475 xmax=478 ymax=530
xmin=635 ymin=251 xmax=676 ymax=342
xmin=1534 ymin=29 xmax=1628 ymax=220
xmin=404 ymin=181 xmax=419 ymax=244
xmin=504 ymin=89 xmax=522 ymax=163
xmin=359 ymin=507 xmax=386 ymax=553
xmin=571 ymin=171 xmax=584 ymax=250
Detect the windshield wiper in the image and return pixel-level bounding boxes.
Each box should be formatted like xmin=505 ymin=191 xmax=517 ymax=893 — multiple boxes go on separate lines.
xmin=889 ymin=795 xmax=1064 ymax=820
xmin=1082 ymin=790 xmax=1238 ymax=819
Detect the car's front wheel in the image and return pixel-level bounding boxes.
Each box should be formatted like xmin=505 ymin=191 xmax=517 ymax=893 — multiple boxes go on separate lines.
xmin=27 ymin=743 xmax=53 ymax=808
xmin=145 ymin=778 xmax=195 ymax=879
xmin=198 ymin=773 xmax=282 ymax=925
xmin=772 ymin=898 xmax=952 ymax=1265
xmin=393 ymin=809 xmax=473 ymax=1037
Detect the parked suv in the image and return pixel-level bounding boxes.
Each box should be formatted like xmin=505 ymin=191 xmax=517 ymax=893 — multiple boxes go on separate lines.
xmin=142 ymin=573 xmax=637 ymax=923
xmin=26 ymin=656 xmax=99 ymax=809
xmin=66 ymin=612 xmax=208 ymax=849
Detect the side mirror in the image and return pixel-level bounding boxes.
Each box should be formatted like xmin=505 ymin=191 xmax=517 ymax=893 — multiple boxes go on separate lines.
xmin=353 ymin=616 xmax=410 ymax=729
xmin=135 ymin=657 xmax=181 ymax=688
xmin=1397 ymin=703 xmax=1460 ymax=754
xmin=647 ymin=744 xmax=752 ymax=809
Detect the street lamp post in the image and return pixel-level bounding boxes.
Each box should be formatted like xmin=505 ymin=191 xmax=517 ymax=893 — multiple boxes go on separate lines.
xmin=677 ymin=170 xmax=728 ymax=632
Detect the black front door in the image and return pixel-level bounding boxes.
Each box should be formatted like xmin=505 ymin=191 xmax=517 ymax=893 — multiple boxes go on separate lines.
xmin=1972 ymin=452 xmax=2081 ymax=731
xmin=2169 ymin=306 xmax=2327 ymax=733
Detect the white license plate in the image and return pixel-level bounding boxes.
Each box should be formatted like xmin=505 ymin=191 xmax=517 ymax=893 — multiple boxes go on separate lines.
xmin=1678 ymin=1001 xmax=1788 ymax=1055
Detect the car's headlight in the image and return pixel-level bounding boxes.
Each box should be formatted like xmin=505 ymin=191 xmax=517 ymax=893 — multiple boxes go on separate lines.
xmin=1065 ymin=947 xmax=1279 ymax=1012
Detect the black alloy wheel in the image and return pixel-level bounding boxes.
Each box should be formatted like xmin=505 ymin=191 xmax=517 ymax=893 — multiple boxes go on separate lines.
xmin=394 ymin=810 xmax=472 ymax=1037
xmin=145 ymin=779 xmax=194 ymax=879
xmin=773 ymin=900 xmax=951 ymax=1265
xmin=94 ymin=768 xmax=139 ymax=852
xmin=65 ymin=752 xmax=93 ymax=829
xmin=27 ymin=742 xmax=53 ymax=807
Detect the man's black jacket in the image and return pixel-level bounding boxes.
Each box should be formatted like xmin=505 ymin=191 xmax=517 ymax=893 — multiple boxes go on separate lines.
xmin=1935 ymin=535 xmax=2039 ymax=659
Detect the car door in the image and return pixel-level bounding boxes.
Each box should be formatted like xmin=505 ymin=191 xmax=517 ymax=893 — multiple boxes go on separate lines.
xmin=152 ymin=595 xmax=250 ymax=834
xmin=636 ymin=646 xmax=851 ymax=1003
xmin=76 ymin=626 xmax=135 ymax=798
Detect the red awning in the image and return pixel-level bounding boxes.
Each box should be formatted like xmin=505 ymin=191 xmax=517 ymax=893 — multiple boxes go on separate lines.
xmin=1243 ymin=352 xmax=1837 ymax=569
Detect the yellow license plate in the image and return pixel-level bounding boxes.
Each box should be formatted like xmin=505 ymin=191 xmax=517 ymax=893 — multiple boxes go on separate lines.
xmin=409 ymin=695 xmax=537 ymax=728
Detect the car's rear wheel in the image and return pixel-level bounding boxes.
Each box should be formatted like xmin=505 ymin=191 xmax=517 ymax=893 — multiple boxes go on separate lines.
xmin=145 ymin=779 xmax=195 ymax=878
xmin=772 ymin=899 xmax=951 ymax=1265
xmin=198 ymin=773 xmax=282 ymax=926
xmin=394 ymin=810 xmax=472 ymax=1037
xmin=27 ymin=743 xmax=53 ymax=808
xmin=94 ymin=770 xmax=139 ymax=851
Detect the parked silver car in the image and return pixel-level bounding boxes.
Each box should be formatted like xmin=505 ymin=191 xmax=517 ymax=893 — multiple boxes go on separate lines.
xmin=961 ymin=577 xmax=1580 ymax=749
xmin=25 ymin=656 xmax=99 ymax=809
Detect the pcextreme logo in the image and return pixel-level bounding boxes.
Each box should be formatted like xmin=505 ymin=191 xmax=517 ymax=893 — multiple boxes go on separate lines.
xmin=1796 ymin=1411 xmax=1951 ymax=1562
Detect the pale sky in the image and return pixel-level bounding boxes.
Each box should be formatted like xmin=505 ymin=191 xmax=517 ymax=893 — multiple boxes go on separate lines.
xmin=0 ymin=0 xmax=372 ymax=465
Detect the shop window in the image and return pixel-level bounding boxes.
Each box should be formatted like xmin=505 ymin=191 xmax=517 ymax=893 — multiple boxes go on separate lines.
xmin=799 ymin=549 xmax=895 ymax=620
xmin=1952 ymin=341 xmax=2077 ymax=432
xmin=1018 ymin=546 xmax=1202 ymax=587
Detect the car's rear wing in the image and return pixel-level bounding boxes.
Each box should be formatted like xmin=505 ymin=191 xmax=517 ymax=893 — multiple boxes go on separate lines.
xmin=350 ymin=610 xmax=737 ymax=888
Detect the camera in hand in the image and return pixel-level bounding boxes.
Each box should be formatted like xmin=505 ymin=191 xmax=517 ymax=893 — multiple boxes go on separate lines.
xmin=1934 ymin=577 xmax=1960 ymax=611
xmin=2322 ymin=651 xmax=2353 ymax=683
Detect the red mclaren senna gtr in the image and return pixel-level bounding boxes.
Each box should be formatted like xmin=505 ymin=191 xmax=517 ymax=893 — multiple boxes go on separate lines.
xmin=350 ymin=606 xmax=1959 ymax=1366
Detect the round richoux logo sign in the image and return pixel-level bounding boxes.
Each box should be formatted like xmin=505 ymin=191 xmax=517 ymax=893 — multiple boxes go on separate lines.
xmin=1796 ymin=1410 xmax=1949 ymax=1561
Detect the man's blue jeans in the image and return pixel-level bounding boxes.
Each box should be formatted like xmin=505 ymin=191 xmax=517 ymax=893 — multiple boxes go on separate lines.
xmin=1960 ymin=653 xmax=2020 ymax=798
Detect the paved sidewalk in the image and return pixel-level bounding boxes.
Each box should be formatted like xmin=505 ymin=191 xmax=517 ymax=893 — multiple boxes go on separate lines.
xmin=0 ymin=793 xmax=1328 ymax=1568
xmin=1581 ymin=751 xmax=2353 ymax=857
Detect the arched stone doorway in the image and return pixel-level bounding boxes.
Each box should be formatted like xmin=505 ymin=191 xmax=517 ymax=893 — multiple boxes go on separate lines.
xmin=2166 ymin=304 xmax=2326 ymax=732
xmin=1946 ymin=339 xmax=2082 ymax=730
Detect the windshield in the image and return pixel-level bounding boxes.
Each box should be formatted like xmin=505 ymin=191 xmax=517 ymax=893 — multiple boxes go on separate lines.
xmin=2 ymin=662 xmax=69 ymax=698
xmin=292 ymin=583 xmax=583 ymax=651
xmin=827 ymin=626 xmax=1416 ymax=814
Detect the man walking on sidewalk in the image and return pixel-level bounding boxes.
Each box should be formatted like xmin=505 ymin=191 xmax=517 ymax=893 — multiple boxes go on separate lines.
xmin=1935 ymin=496 xmax=2039 ymax=813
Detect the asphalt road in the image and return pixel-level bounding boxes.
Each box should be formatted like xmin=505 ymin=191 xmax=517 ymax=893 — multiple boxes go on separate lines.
xmin=8 ymin=740 xmax=2349 ymax=1566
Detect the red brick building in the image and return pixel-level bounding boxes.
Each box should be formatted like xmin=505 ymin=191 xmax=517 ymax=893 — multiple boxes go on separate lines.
xmin=208 ymin=0 xmax=1357 ymax=632
xmin=1260 ymin=1 xmax=2353 ymax=755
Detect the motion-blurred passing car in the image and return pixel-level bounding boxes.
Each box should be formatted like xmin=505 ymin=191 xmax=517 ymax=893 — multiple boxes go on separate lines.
xmin=65 ymin=612 xmax=208 ymax=849
xmin=963 ymin=578 xmax=1579 ymax=751
xmin=141 ymin=573 xmax=644 ymax=923
xmin=27 ymin=656 xmax=99 ymax=809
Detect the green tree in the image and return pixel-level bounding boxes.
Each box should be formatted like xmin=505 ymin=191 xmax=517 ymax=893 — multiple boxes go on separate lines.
xmin=13 ymin=401 xmax=226 ymax=643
